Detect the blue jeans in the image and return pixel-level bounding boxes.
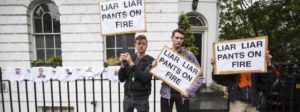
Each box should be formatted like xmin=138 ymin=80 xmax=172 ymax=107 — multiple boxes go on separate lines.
xmin=123 ymin=95 xmax=149 ymax=112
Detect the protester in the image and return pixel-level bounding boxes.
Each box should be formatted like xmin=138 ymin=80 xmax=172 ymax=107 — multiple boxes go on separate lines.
xmin=212 ymin=51 xmax=277 ymax=112
xmin=118 ymin=35 xmax=154 ymax=112
xmin=152 ymin=28 xmax=203 ymax=112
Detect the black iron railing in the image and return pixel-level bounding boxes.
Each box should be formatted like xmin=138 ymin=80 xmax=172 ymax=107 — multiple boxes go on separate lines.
xmin=1 ymin=64 xmax=299 ymax=112
xmin=0 ymin=67 xmax=158 ymax=112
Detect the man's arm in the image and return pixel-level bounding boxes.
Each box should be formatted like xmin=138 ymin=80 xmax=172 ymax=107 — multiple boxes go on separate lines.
xmin=134 ymin=68 xmax=152 ymax=84
xmin=118 ymin=66 xmax=128 ymax=82
xmin=132 ymin=57 xmax=154 ymax=84
xmin=118 ymin=53 xmax=129 ymax=82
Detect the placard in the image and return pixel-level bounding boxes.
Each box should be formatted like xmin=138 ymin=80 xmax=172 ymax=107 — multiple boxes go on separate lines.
xmin=100 ymin=0 xmax=146 ymax=35
xmin=213 ymin=36 xmax=268 ymax=74
xmin=150 ymin=46 xmax=201 ymax=93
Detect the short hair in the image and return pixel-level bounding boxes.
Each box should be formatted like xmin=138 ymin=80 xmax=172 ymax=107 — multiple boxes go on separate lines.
xmin=135 ymin=35 xmax=148 ymax=43
xmin=171 ymin=28 xmax=185 ymax=38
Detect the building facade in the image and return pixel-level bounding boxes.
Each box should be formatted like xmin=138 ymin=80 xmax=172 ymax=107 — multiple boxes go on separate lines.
xmin=0 ymin=0 xmax=219 ymax=112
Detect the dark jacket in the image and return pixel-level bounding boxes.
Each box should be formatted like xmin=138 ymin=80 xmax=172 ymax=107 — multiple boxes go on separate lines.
xmin=212 ymin=66 xmax=278 ymax=106
xmin=118 ymin=54 xmax=154 ymax=98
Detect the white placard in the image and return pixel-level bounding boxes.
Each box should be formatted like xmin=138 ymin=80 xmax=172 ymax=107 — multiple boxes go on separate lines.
xmin=213 ymin=36 xmax=268 ymax=74
xmin=100 ymin=0 xmax=146 ymax=35
xmin=150 ymin=46 xmax=201 ymax=93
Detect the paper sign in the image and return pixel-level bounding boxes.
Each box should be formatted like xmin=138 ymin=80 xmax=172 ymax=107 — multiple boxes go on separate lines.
xmin=100 ymin=0 xmax=146 ymax=35
xmin=213 ymin=36 xmax=268 ymax=74
xmin=150 ymin=46 xmax=201 ymax=93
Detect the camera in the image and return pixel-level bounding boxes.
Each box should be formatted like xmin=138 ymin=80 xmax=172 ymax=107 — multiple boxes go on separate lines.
xmin=121 ymin=51 xmax=128 ymax=63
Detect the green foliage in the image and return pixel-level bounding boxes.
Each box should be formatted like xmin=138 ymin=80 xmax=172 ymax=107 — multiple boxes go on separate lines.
xmin=178 ymin=13 xmax=200 ymax=56
xmin=32 ymin=55 xmax=62 ymax=67
xmin=219 ymin=0 xmax=300 ymax=63
xmin=106 ymin=57 xmax=120 ymax=66
xmin=32 ymin=59 xmax=46 ymax=65
xmin=47 ymin=55 xmax=62 ymax=66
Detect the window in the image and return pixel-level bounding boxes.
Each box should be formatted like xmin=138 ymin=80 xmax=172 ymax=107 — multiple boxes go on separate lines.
xmin=32 ymin=1 xmax=61 ymax=61
xmin=106 ymin=34 xmax=135 ymax=60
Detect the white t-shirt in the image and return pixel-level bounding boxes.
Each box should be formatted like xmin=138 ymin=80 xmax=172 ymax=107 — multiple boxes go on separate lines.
xmin=31 ymin=67 xmax=53 ymax=82
xmin=5 ymin=67 xmax=30 ymax=82
xmin=81 ymin=66 xmax=104 ymax=79
xmin=102 ymin=66 xmax=120 ymax=84
xmin=56 ymin=67 xmax=80 ymax=82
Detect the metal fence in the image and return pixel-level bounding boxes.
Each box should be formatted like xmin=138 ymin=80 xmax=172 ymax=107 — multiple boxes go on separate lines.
xmin=263 ymin=63 xmax=300 ymax=112
xmin=0 ymin=67 xmax=158 ymax=112
xmin=1 ymin=64 xmax=299 ymax=112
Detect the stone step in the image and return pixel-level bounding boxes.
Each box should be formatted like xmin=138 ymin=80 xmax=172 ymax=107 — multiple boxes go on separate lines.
xmin=189 ymin=84 xmax=229 ymax=111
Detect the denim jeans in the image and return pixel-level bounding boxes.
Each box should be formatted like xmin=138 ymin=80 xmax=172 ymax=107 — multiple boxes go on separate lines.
xmin=123 ymin=95 xmax=149 ymax=112
xmin=160 ymin=97 xmax=190 ymax=112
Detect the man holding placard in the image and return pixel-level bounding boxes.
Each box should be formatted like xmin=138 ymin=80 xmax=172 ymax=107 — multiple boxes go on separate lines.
xmin=152 ymin=29 xmax=203 ymax=112
xmin=118 ymin=35 xmax=154 ymax=112
xmin=212 ymin=37 xmax=278 ymax=112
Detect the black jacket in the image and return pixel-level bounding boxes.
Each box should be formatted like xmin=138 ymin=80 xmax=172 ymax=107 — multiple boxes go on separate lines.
xmin=212 ymin=66 xmax=278 ymax=106
xmin=118 ymin=54 xmax=154 ymax=97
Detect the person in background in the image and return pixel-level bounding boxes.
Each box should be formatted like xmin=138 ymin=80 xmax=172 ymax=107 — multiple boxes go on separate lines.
xmin=212 ymin=51 xmax=277 ymax=112
xmin=118 ymin=35 xmax=154 ymax=112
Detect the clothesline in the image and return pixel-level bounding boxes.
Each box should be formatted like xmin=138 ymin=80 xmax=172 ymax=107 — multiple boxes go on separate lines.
xmin=3 ymin=66 xmax=120 ymax=83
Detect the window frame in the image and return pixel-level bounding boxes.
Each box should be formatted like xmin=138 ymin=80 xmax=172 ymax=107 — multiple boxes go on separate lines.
xmin=31 ymin=1 xmax=62 ymax=61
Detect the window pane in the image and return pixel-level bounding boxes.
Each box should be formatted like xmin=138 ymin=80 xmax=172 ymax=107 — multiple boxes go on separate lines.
xmin=43 ymin=13 xmax=52 ymax=33
xmin=46 ymin=49 xmax=54 ymax=59
xmin=48 ymin=2 xmax=60 ymax=33
xmin=36 ymin=35 xmax=45 ymax=48
xmin=40 ymin=3 xmax=50 ymax=12
xmin=116 ymin=35 xmax=123 ymax=48
xmin=106 ymin=49 xmax=115 ymax=59
xmin=46 ymin=35 xmax=54 ymax=48
xmin=117 ymin=49 xmax=123 ymax=59
xmin=128 ymin=49 xmax=135 ymax=56
xmin=106 ymin=36 xmax=115 ymax=48
xmin=55 ymin=35 xmax=61 ymax=48
xmin=56 ymin=49 xmax=61 ymax=56
xmin=34 ymin=6 xmax=43 ymax=17
xmin=37 ymin=50 xmax=45 ymax=60
xmin=53 ymin=20 xmax=60 ymax=33
xmin=34 ymin=18 xmax=42 ymax=33
xmin=188 ymin=16 xmax=204 ymax=26
xmin=127 ymin=35 xmax=135 ymax=47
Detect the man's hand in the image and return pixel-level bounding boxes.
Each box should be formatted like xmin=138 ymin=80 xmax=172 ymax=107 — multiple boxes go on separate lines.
xmin=119 ymin=54 xmax=127 ymax=68
xmin=181 ymin=91 xmax=190 ymax=98
xmin=211 ymin=58 xmax=216 ymax=65
xmin=266 ymin=51 xmax=272 ymax=66
xmin=151 ymin=59 xmax=157 ymax=67
xmin=119 ymin=53 xmax=134 ymax=68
